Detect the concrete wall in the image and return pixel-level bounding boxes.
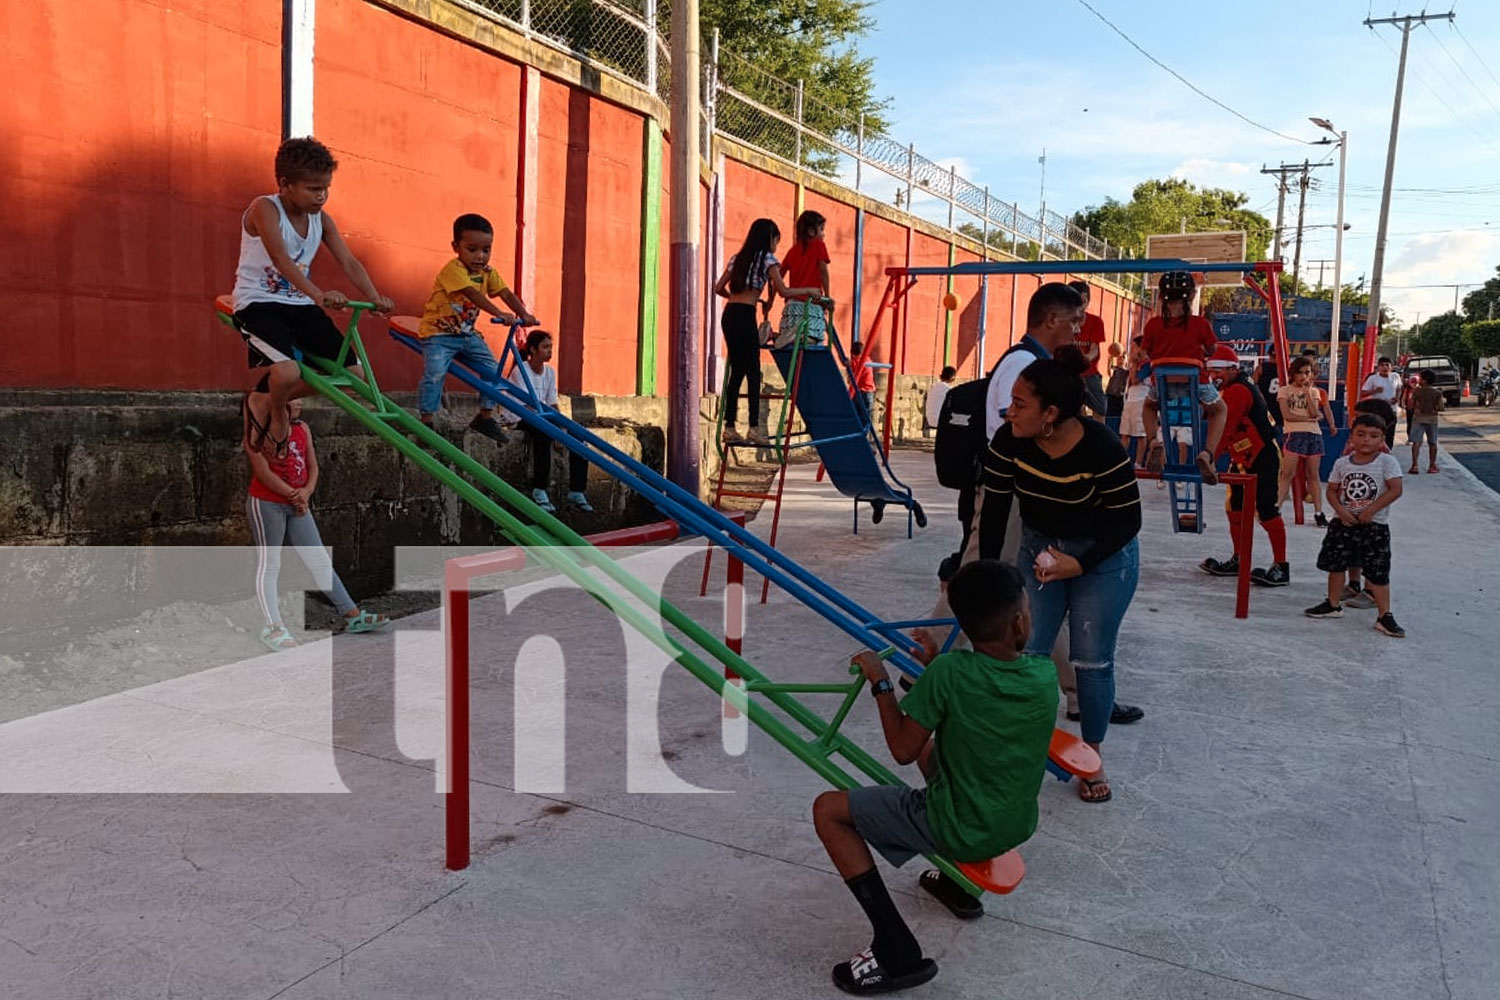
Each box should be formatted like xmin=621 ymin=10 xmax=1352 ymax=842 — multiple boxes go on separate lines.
xmin=0 ymin=390 xmax=666 ymax=596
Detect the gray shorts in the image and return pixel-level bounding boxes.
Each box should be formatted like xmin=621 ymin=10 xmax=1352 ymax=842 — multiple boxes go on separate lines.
xmin=1409 ymin=420 xmax=1438 ymax=447
xmin=848 ymin=784 xmax=944 ymax=868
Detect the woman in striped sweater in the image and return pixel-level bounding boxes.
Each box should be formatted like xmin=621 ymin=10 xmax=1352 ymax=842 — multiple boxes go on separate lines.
xmin=978 ymin=345 xmax=1142 ymax=804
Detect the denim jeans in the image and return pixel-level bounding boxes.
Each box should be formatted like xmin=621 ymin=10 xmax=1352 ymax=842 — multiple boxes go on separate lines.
xmin=419 ymin=332 xmax=500 ymax=415
xmin=1017 ymin=529 xmax=1140 ymax=744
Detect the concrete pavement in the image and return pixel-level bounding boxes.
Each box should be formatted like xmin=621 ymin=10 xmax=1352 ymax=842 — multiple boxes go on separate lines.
xmin=1 ymin=444 xmax=1497 ymax=1000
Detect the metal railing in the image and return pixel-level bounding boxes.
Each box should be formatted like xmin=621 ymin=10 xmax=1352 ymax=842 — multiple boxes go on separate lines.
xmin=452 ymin=0 xmax=1123 ymax=269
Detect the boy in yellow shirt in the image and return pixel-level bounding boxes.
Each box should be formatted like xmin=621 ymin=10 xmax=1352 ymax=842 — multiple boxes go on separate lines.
xmin=417 ymin=213 xmax=538 ymax=439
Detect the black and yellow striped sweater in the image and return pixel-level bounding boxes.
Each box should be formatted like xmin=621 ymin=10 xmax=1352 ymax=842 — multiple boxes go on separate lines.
xmin=978 ymin=418 xmax=1142 ymax=571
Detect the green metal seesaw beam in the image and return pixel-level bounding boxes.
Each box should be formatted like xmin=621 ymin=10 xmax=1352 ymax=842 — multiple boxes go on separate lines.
xmin=217 ymin=303 xmax=984 ymax=895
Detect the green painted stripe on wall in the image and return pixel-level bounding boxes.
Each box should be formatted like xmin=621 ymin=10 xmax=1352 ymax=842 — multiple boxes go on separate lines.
xmin=637 ymin=118 xmax=663 ymax=396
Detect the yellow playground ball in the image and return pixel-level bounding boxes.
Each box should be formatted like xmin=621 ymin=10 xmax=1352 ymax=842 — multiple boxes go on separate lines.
xmin=942 ymin=292 xmax=961 ymax=312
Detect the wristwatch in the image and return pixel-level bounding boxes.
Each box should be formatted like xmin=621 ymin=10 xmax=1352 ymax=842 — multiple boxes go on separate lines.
xmin=869 ymin=678 xmax=894 ymax=698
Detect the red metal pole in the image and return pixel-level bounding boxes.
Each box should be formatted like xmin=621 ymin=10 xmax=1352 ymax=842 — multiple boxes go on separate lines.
xmin=1232 ymin=472 xmax=1255 ymax=619
xmin=881 ymin=279 xmax=908 ymax=457
xmin=724 ymin=547 xmax=744 ymax=718
xmin=444 ymin=565 xmax=471 ymax=871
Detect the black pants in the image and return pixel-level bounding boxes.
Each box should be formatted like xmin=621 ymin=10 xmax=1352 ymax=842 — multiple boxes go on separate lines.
xmin=1228 ymin=446 xmax=1283 ymax=522
xmin=721 ymin=303 xmax=761 ymax=427
xmin=957 ymin=481 xmax=977 ymax=557
xmin=530 ymin=430 xmax=588 ymax=492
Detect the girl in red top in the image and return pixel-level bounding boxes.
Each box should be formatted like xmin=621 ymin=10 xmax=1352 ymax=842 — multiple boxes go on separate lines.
xmin=775 ymin=210 xmax=832 ymax=349
xmin=246 ymin=398 xmax=388 ymax=650
xmin=1140 ymin=271 xmax=1228 ymax=484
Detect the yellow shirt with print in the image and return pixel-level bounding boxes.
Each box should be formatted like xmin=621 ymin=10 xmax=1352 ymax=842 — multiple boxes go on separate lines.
xmin=418 ymin=259 xmax=507 ymax=338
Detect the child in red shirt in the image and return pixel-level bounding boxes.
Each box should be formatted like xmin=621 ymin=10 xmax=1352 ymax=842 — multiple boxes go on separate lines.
xmin=1141 ymin=271 xmax=1228 ymax=484
xmin=246 ymin=399 xmax=388 ymax=650
xmin=775 ymin=210 xmax=832 ymax=349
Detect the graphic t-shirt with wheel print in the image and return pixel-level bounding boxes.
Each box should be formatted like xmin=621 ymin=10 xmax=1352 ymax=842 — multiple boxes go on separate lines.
xmin=1328 ymin=452 xmax=1404 ymax=524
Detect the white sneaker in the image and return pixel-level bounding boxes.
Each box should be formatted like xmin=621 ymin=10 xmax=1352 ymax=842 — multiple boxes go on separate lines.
xmin=531 ymin=488 xmax=555 ymax=513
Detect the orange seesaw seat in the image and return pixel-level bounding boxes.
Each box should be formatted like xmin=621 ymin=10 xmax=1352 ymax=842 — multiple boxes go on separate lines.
xmin=957 ymin=850 xmax=1026 ymax=895
xmin=390 ymin=314 xmax=422 ymax=337
xmin=1049 ymin=728 xmax=1101 ymax=778
xmin=214 ymin=294 xmax=235 ymax=315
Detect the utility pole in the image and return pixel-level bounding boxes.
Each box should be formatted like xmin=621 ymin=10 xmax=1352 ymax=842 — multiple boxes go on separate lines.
xmin=668 ymin=0 xmax=702 ymax=493
xmin=1363 ymin=9 xmax=1455 ymax=359
xmin=1261 ymin=164 xmax=1290 ymax=263
xmin=1291 ymin=161 xmax=1311 ymax=292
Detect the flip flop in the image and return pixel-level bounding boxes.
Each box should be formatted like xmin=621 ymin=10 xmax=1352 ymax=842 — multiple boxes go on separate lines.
xmin=918 ymin=869 xmax=983 ymax=920
xmin=832 ymin=949 xmax=938 ymax=996
xmin=1078 ymin=775 xmax=1112 ymax=804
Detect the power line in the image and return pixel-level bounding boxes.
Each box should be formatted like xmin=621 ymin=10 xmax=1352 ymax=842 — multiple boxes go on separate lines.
xmin=1452 ymin=21 xmax=1500 ymax=95
xmin=1368 ymin=24 xmax=1500 ymax=159
xmin=1073 ymin=0 xmax=1314 ymax=145
xmin=1423 ymin=22 xmax=1500 ymax=120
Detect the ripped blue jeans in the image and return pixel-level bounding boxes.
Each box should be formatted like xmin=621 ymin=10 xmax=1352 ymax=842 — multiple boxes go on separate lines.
xmin=1017 ymin=529 xmax=1140 ymax=745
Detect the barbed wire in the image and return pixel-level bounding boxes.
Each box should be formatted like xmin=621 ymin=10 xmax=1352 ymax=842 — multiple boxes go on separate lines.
xmin=455 ymin=0 xmax=1115 ymax=262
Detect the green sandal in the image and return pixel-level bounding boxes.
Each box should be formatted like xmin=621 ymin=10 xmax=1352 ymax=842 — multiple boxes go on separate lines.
xmin=344 ymin=610 xmax=389 ymax=634
xmin=259 ymin=625 xmax=299 ymax=651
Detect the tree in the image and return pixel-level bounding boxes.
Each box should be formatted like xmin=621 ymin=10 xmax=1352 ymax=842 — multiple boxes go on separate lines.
xmin=1464 ymin=319 xmax=1500 ymax=359
xmin=956 ymin=223 xmax=1039 ymax=260
xmin=1071 ymin=178 xmax=1273 ymax=262
xmin=1460 ymin=265 xmax=1500 ymax=320
xmin=702 ymin=0 xmax=889 ymax=174
xmin=1409 ymin=311 xmax=1476 ymax=373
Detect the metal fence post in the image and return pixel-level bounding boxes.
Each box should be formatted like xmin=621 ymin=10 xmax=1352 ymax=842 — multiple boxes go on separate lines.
xmin=982 ymin=186 xmax=991 ymax=260
xmin=644 ymin=0 xmax=657 ymax=96
xmin=947 ymin=165 xmax=956 ymax=231
xmin=705 ymin=27 xmax=719 ymax=160
xmin=855 ymin=112 xmax=864 ymax=193
xmin=1012 ymin=202 xmax=1020 ymax=257
xmin=520 ymin=0 xmax=530 ymax=33
xmin=794 ymin=79 xmax=804 ymax=167
xmin=905 ymin=144 xmax=914 ymax=211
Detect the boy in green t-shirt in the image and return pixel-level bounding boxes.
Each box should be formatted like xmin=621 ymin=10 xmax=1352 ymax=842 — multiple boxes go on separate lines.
xmin=812 ymin=560 xmax=1058 ymax=995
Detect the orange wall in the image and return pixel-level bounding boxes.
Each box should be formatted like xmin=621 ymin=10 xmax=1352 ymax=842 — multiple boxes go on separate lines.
xmin=0 ymin=0 xmax=282 ymax=389
xmin=2 ymin=0 xmax=1136 ymax=392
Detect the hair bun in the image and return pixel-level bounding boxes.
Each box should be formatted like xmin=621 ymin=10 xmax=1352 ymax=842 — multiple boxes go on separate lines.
xmin=1051 ymin=343 xmax=1089 ymax=376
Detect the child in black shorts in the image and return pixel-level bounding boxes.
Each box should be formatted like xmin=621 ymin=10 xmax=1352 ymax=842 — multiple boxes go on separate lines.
xmin=231 ymin=138 xmax=394 ymax=457
xmin=1304 ymin=414 xmax=1406 ymax=637
xmin=811 ymin=561 xmax=1057 ymax=994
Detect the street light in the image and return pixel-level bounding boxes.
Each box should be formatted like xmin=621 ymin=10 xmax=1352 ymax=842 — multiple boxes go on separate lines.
xmin=1311 ymin=117 xmax=1348 ymax=404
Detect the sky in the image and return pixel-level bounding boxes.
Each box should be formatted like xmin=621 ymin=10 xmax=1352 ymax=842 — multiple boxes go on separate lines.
xmin=842 ymin=0 xmax=1500 ymax=326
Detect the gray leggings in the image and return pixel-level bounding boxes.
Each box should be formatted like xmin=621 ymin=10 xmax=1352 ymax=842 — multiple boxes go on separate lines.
xmin=246 ymin=495 xmax=356 ymax=625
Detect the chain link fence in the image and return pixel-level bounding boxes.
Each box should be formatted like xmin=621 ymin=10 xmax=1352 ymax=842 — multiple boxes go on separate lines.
xmin=454 ymin=0 xmax=1118 ymax=265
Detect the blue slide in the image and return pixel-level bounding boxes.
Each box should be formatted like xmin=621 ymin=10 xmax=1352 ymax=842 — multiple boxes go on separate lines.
xmin=769 ymin=345 xmax=926 ymax=535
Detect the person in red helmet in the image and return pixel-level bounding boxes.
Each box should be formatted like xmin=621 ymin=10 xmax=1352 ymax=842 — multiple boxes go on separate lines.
xmin=1140 ymin=271 xmax=1228 ymax=484
xmin=1199 ymin=345 xmax=1291 ymax=587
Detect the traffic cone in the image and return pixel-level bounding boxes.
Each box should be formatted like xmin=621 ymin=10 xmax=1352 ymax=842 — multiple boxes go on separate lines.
xmin=1464 ymin=379 xmax=1471 ymax=397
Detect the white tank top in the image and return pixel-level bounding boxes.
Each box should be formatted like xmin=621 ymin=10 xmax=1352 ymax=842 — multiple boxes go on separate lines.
xmin=231 ymin=195 xmax=323 ymax=310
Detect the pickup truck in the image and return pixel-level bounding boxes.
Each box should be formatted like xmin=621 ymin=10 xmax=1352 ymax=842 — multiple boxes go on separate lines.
xmin=1402 ymin=355 xmax=1463 ymax=408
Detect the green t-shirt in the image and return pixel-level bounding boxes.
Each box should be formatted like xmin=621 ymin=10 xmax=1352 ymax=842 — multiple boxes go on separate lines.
xmin=899 ymin=650 xmax=1059 ymax=861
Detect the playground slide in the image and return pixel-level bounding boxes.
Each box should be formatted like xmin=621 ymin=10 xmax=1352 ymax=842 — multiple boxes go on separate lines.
xmin=769 ymin=345 xmax=927 ymax=532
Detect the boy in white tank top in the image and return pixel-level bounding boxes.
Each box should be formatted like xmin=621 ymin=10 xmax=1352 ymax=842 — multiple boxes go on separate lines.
xmin=231 ymin=138 xmax=393 ymax=457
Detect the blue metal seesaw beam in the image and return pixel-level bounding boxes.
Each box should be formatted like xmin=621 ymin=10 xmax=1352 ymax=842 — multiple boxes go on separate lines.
xmin=390 ymin=325 xmax=957 ymax=676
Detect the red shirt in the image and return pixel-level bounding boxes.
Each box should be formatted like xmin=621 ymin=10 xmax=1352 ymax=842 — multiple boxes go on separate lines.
xmin=248 ymin=421 xmax=311 ymax=502
xmin=780 ymin=238 xmax=830 ymax=298
xmin=1141 ymin=315 xmax=1216 ymax=366
xmin=1075 ymin=313 xmax=1106 ymax=375
xmin=1216 ymin=378 xmax=1267 ymax=466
